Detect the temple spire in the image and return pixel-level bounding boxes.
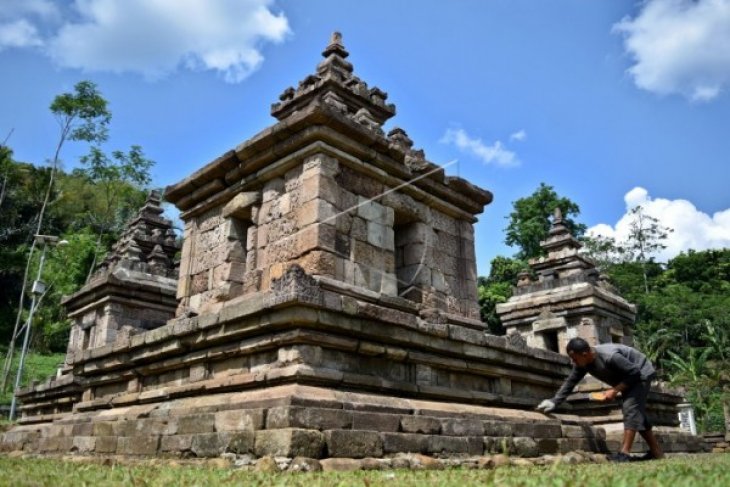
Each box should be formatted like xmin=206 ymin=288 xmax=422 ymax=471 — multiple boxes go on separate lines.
xmin=271 ymin=31 xmax=395 ymax=127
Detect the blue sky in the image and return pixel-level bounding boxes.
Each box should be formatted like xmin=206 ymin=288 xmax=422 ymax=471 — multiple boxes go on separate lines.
xmin=1 ymin=0 xmax=729 ymax=275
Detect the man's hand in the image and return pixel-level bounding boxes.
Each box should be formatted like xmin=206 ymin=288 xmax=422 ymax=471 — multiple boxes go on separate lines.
xmin=536 ymin=399 xmax=556 ymax=413
xmin=604 ymin=389 xmax=620 ymax=401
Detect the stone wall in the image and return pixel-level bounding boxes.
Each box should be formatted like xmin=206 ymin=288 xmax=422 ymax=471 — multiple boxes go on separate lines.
xmin=175 ymin=152 xmax=480 ymax=323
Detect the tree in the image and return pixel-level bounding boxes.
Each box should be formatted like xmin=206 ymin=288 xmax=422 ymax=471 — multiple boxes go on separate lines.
xmin=477 ymin=256 xmax=529 ymax=335
xmin=623 ymin=205 xmax=672 ymax=293
xmin=77 ymin=145 xmax=154 ymax=279
xmin=505 ymin=183 xmax=586 ymax=260
xmin=580 ymin=234 xmax=623 ymax=273
xmin=1 ymin=81 xmax=111 ymax=391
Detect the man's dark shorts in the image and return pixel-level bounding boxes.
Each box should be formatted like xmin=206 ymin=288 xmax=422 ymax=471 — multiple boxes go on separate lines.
xmin=622 ymin=378 xmax=654 ymax=431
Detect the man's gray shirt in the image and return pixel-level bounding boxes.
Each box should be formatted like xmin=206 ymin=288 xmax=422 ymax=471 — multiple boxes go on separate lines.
xmin=552 ymin=344 xmax=656 ymax=405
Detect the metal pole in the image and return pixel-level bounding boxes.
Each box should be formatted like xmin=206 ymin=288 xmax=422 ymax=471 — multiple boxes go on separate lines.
xmin=8 ymin=242 xmax=48 ymax=421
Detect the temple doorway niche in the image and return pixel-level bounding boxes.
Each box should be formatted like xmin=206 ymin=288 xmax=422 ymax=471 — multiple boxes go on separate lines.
xmin=543 ymin=330 xmax=560 ymax=353
xmin=393 ymin=211 xmax=427 ymax=302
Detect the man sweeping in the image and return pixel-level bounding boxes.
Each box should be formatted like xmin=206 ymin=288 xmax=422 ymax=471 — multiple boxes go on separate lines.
xmin=536 ymin=337 xmax=664 ymax=462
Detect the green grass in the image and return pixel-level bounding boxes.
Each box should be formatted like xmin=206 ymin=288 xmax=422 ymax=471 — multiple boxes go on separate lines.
xmin=0 ymin=454 xmax=727 ymax=487
xmin=0 ymin=352 xmax=66 ymax=405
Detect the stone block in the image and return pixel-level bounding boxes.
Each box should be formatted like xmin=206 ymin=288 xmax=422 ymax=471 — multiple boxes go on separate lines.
xmin=213 ymin=262 xmax=245 ymax=284
xmin=401 ymin=416 xmax=441 ymax=435
xmin=160 ymin=434 xmax=194 ymax=453
xmin=255 ymin=429 xmax=325 ymax=458
xmin=71 ymin=436 xmax=96 ymax=453
xmin=177 ymin=414 xmax=216 ymax=434
xmin=297 ymin=199 xmax=337 ymax=227
xmin=561 ymin=425 xmax=586 ymax=438
xmin=482 ymin=421 xmax=512 ymax=437
xmin=381 ymin=433 xmax=428 ymax=454
xmin=118 ymin=436 xmax=160 ymax=455
xmin=427 ymin=436 xmax=483 ymax=455
xmin=325 ymin=430 xmax=383 ymax=458
xmin=191 ymin=433 xmax=227 ymax=457
xmin=94 ymin=436 xmax=118 ymax=454
xmin=266 ymin=406 xmax=353 ymax=430
xmin=262 ymin=178 xmax=284 ymax=202
xmin=296 ymin=223 xmax=337 ymax=255
xmin=71 ymin=422 xmax=93 ymax=436
xmin=537 ymin=438 xmax=560 ymax=454
xmin=215 ymin=409 xmax=264 ymax=432
xmin=119 ymin=418 xmax=173 ymax=437
xmin=57 ymin=437 xmax=74 ymax=453
xmin=357 ymin=197 xmax=383 ymax=222
xmin=302 ymin=174 xmax=340 ymax=207
xmin=38 ymin=437 xmax=59 ymax=452
xmin=303 ymin=153 xmax=339 ymax=178
xmin=440 ymin=418 xmax=485 ymax=436
xmin=222 ymin=191 xmax=260 ymax=220
xmin=352 ymin=412 xmax=401 ymax=432
xmin=367 ymin=222 xmax=386 ymax=248
xmin=298 ymin=250 xmax=337 ymax=276
xmin=225 ymin=431 xmax=255 ymax=454
xmin=351 ymin=217 xmax=368 ymax=241
xmin=511 ymin=437 xmax=539 ymax=457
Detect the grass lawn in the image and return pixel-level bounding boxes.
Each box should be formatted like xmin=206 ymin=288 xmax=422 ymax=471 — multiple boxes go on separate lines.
xmin=0 ymin=453 xmax=727 ymax=487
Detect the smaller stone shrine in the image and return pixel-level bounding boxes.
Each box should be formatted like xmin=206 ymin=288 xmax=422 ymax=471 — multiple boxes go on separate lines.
xmin=496 ymin=209 xmax=695 ymax=453
xmin=64 ymin=190 xmax=180 ymax=360
xmin=497 ymin=208 xmax=635 ymax=353
xmin=10 ymin=191 xmax=181 ymax=420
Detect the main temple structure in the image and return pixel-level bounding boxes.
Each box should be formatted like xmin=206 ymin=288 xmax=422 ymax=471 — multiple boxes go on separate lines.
xmin=1 ymin=34 xmax=702 ymax=460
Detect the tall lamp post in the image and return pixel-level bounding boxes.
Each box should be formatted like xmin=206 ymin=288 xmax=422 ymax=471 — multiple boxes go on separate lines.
xmin=9 ymin=234 xmax=68 ymax=421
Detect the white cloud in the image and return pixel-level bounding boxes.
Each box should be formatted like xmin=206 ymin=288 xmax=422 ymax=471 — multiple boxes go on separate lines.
xmin=0 ymin=0 xmax=60 ymax=22
xmin=0 ymin=19 xmax=43 ymax=49
xmin=440 ymin=128 xmax=520 ymax=167
xmin=613 ymin=0 xmax=730 ymax=102
xmin=1 ymin=0 xmax=290 ymax=83
xmin=587 ymin=187 xmax=730 ymax=262
xmin=510 ymin=129 xmax=526 ymax=142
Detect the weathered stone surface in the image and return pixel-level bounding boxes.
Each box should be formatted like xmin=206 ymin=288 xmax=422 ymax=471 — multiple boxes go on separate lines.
xmin=191 ymin=433 xmax=228 ymax=457
xmin=266 ymin=407 xmax=352 ymax=430
xmin=325 ymin=430 xmax=383 ymax=458
xmin=254 ymin=428 xmax=325 ymax=458
xmin=401 ymin=416 xmax=441 ymax=435
xmin=427 ymin=436 xmax=483 ymax=455
xmin=440 ymin=418 xmax=484 ymax=437
xmin=117 ymin=436 xmax=160 ymax=455
xmin=160 ymin=434 xmax=193 ymax=453
xmin=215 ymin=409 xmax=264 ymax=432
xmin=512 ymin=437 xmax=539 ymax=457
xmin=71 ymin=436 xmax=96 ymax=453
xmin=95 ymin=436 xmax=118 ymax=454
xmin=381 ymin=432 xmax=428 ymax=454
xmin=352 ymin=412 xmax=400 ymax=432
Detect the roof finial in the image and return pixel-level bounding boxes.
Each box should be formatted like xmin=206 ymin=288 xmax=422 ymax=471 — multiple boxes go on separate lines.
xmin=322 ymin=31 xmax=349 ymax=60
xmin=553 ymin=206 xmax=563 ymax=224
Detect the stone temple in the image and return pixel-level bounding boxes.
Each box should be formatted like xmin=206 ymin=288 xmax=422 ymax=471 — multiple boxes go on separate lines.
xmin=1 ymin=33 xmax=703 ymax=460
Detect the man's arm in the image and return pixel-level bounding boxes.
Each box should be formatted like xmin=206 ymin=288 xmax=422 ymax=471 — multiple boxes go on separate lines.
xmin=552 ymin=367 xmax=587 ymax=406
xmin=605 ymin=352 xmax=642 ymax=398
